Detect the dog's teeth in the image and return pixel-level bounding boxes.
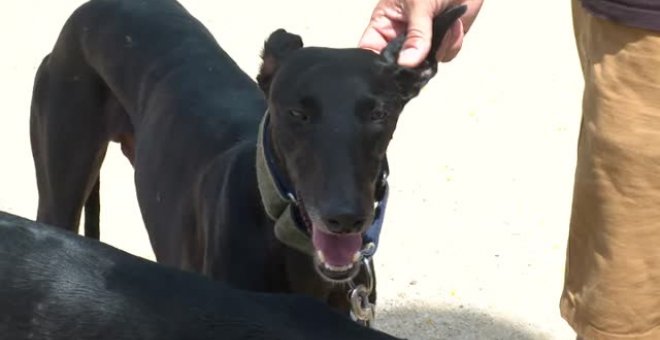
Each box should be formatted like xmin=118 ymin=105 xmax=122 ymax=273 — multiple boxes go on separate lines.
xmin=323 ymin=262 xmax=354 ymax=272
xmin=317 ymin=250 xmax=326 ymax=263
xmin=352 ymin=251 xmax=361 ymax=262
xmin=317 ymin=251 xmax=357 ymax=272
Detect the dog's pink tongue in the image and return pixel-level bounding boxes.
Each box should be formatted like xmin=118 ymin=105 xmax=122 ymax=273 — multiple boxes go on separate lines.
xmin=312 ymin=227 xmax=362 ymax=266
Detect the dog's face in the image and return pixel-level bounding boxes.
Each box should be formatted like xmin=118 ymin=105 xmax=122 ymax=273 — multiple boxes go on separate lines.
xmin=257 ymin=6 xmax=466 ymax=282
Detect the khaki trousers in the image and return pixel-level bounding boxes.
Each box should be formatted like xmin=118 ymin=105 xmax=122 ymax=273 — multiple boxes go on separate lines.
xmin=561 ymin=1 xmax=660 ymax=339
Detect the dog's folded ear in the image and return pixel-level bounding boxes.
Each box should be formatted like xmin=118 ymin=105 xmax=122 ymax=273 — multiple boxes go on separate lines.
xmin=257 ymin=29 xmax=304 ymax=95
xmin=380 ymin=5 xmax=467 ymax=102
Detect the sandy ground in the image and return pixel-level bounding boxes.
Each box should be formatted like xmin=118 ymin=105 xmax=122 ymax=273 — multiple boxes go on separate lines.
xmin=1 ymin=0 xmax=581 ymax=339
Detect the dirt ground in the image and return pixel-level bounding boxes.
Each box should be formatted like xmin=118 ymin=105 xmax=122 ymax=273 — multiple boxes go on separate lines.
xmin=1 ymin=0 xmax=580 ymax=339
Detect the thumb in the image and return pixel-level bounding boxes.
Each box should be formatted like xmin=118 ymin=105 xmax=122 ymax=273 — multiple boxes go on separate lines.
xmin=398 ymin=1 xmax=435 ymax=68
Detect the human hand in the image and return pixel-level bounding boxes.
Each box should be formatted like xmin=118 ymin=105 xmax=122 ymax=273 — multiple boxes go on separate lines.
xmin=359 ymin=0 xmax=483 ymax=67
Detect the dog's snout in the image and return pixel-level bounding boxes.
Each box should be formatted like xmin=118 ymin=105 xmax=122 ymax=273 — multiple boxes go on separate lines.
xmin=323 ymin=212 xmax=368 ymax=234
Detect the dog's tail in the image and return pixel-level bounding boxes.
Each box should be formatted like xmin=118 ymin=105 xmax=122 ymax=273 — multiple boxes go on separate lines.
xmin=84 ymin=178 xmax=100 ymax=240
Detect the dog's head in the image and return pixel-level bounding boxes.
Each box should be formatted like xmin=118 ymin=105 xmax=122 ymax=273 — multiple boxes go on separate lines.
xmin=257 ymin=6 xmax=466 ymax=282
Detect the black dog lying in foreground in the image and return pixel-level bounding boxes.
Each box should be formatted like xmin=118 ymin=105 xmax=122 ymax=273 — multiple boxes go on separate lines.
xmin=0 ymin=211 xmax=400 ymax=340
xmin=31 ymin=0 xmax=466 ymax=318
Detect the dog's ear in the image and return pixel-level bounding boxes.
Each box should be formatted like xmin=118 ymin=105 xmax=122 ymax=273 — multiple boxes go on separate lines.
xmin=257 ymin=29 xmax=303 ymax=95
xmin=380 ymin=5 xmax=467 ymax=102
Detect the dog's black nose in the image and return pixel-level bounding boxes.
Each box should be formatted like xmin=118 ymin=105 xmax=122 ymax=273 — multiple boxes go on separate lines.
xmin=323 ymin=213 xmax=368 ymax=234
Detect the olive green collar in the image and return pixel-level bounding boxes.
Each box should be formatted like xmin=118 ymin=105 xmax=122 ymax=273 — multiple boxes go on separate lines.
xmin=255 ymin=113 xmax=315 ymax=255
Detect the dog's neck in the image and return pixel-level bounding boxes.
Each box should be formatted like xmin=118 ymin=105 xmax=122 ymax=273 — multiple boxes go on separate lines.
xmin=255 ymin=112 xmax=314 ymax=255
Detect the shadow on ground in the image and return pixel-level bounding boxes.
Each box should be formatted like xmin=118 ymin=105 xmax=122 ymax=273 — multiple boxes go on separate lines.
xmin=375 ymin=305 xmax=552 ymax=340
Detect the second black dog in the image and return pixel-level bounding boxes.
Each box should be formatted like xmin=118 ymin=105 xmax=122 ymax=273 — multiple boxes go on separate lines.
xmin=0 ymin=210 xmax=401 ymax=340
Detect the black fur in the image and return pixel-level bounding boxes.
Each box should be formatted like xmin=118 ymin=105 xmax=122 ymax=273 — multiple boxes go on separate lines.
xmin=0 ymin=211 xmax=400 ymax=340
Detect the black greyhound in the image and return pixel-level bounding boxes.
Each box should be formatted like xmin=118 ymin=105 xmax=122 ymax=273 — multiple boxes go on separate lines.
xmin=0 ymin=210 xmax=401 ymax=340
xmin=30 ymin=0 xmax=465 ymax=318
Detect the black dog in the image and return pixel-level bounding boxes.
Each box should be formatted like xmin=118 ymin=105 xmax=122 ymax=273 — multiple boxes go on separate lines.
xmin=31 ymin=0 xmax=465 ymax=316
xmin=0 ymin=210 xmax=401 ymax=340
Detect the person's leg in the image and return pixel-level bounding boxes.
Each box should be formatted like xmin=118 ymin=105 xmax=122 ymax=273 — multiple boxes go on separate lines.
xmin=562 ymin=1 xmax=660 ymax=339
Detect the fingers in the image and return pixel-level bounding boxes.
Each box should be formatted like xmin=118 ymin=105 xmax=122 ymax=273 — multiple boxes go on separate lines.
xmin=359 ymin=0 xmax=483 ymax=66
xmin=359 ymin=17 xmax=404 ymax=53
xmin=436 ymin=19 xmax=464 ymax=62
xmin=358 ymin=1 xmax=407 ymax=53
xmin=397 ymin=0 xmax=436 ymax=67
xmin=436 ymin=0 xmax=483 ymax=62
xmin=403 ymin=0 xmax=483 ymax=65
xmin=460 ymin=0 xmax=484 ymax=33
xmin=359 ymin=27 xmax=390 ymax=53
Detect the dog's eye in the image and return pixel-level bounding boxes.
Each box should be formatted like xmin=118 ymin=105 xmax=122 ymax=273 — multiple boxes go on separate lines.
xmin=370 ymin=110 xmax=388 ymax=121
xmin=289 ymin=110 xmax=309 ymax=121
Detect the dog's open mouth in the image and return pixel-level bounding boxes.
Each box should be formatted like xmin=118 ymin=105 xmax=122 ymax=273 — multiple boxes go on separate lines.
xmin=296 ymin=199 xmax=362 ymax=282
xmin=312 ymin=227 xmax=362 ymax=282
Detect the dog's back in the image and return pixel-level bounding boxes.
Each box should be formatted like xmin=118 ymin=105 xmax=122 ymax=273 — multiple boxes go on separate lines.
xmin=0 ymin=211 xmax=400 ymax=340
xmin=30 ymin=0 xmax=267 ymax=261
